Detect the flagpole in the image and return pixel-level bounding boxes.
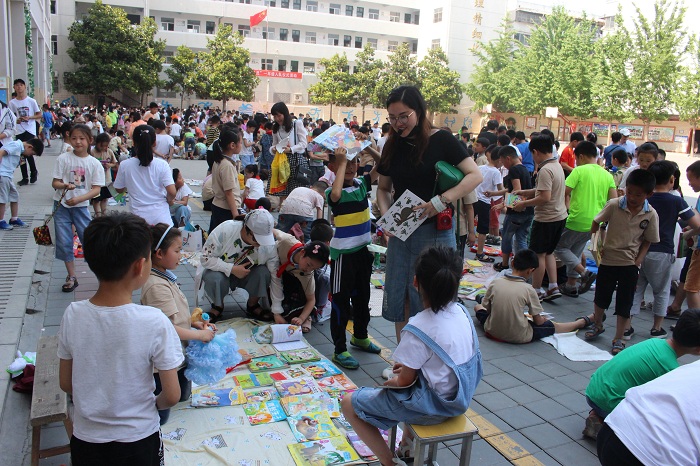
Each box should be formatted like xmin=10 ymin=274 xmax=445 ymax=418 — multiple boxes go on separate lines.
xmin=265 ymin=13 xmax=269 ymax=59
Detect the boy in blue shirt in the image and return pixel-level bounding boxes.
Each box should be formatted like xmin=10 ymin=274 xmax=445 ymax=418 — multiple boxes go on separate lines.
xmin=0 ymin=138 xmax=42 ymax=229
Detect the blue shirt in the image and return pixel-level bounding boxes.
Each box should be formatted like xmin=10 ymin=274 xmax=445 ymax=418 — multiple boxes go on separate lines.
xmin=42 ymin=111 xmax=53 ymax=129
xmin=516 ymin=142 xmax=535 ymax=173
xmin=0 ymin=140 xmax=23 ymax=178
xmin=647 ymin=192 xmax=693 ymax=254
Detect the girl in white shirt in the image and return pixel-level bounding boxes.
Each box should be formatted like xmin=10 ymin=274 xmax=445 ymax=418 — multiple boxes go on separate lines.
xmin=242 ymin=164 xmax=265 ymax=211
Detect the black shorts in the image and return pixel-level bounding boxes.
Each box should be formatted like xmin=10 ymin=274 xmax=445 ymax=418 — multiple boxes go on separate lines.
xmin=474 ymin=200 xmax=491 ymax=235
xmin=594 ymin=264 xmax=639 ymax=318
xmin=530 ymin=319 xmax=555 ymax=341
xmin=70 ymin=430 xmax=163 ymax=466
xmin=529 ymin=219 xmax=566 ymax=255
xmin=94 ymin=186 xmax=112 ymax=202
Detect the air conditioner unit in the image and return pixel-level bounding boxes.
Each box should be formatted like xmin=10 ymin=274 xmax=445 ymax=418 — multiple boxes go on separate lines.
xmin=294 ymin=93 xmax=303 ymax=103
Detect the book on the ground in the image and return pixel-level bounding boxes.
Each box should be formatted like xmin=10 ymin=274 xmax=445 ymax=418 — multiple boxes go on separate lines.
xmin=288 ymin=436 xmax=361 ymax=466
xmin=280 ymin=393 xmax=341 ymax=418
xmin=243 ymin=388 xmax=279 ymax=403
xmin=234 ymin=372 xmax=275 ymax=389
xmin=253 ymin=323 xmax=309 ymax=351
xmin=270 ymin=367 xmax=310 ymax=381
xmin=279 ymin=349 xmax=321 ymax=364
xmin=317 ymin=374 xmax=358 ymax=395
xmin=346 ymin=432 xmax=376 ymax=460
xmin=243 ymin=400 xmax=287 ymax=425
xmin=190 ymin=386 xmax=246 ymax=407
xmin=301 ymin=360 xmax=342 ymax=379
xmin=287 ymin=411 xmax=341 ymax=442
xmin=376 ymin=190 xmax=427 ymax=241
xmin=248 ymin=355 xmax=289 ymax=372
xmin=274 ymin=377 xmax=323 ymax=397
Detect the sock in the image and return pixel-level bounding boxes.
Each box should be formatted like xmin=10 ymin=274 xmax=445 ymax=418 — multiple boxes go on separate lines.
xmin=548 ymin=283 xmax=558 ymax=290
xmin=10 ymin=217 xmax=17 ymax=221
xmin=537 ymin=288 xmax=545 ymax=294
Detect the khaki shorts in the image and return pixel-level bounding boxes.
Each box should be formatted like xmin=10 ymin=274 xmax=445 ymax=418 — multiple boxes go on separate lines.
xmin=683 ymin=249 xmax=700 ymax=293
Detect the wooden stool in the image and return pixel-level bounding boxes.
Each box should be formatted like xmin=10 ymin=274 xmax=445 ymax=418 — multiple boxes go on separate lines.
xmin=30 ymin=335 xmax=73 ymax=466
xmin=390 ymin=412 xmax=478 ymax=466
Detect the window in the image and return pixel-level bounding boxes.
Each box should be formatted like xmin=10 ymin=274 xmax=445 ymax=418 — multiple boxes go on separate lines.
xmin=367 ymin=38 xmax=377 ymax=50
xmin=224 ymin=22 xmax=233 ymax=29
xmin=293 ymin=0 xmax=301 ymax=10
xmin=388 ymin=40 xmax=398 ymax=52
xmin=206 ymin=21 xmax=215 ymax=34
xmin=263 ymin=27 xmax=275 ymax=39
xmin=412 ymin=41 xmax=418 ymax=52
xmin=433 ymin=8 xmax=442 ymax=22
xmin=292 ymin=29 xmax=300 ymax=42
xmin=290 ymin=60 xmax=299 ymax=72
xmin=303 ymin=62 xmax=315 ymax=73
xmin=343 ymin=35 xmax=351 ymax=47
xmin=187 ymin=20 xmax=200 ymax=33
xmin=355 ymin=36 xmax=362 ymax=48
xmin=390 ymin=11 xmax=400 ymax=22
xmin=278 ymin=59 xmax=287 ymax=71
xmin=413 ymin=13 xmax=419 ymax=25
xmin=264 ymin=0 xmax=276 ymax=6
xmin=280 ymin=28 xmax=288 ymax=41
xmin=261 ymin=59 xmax=273 ymax=70
xmin=162 ymin=51 xmax=174 ymax=64
xmin=356 ymin=7 xmax=364 ymax=17
xmin=161 ymin=17 xmax=174 ymax=31
xmin=281 ymin=0 xmax=289 ymax=7
xmin=513 ymin=32 xmax=530 ymax=45
xmin=329 ymin=3 xmax=340 ymax=14
xmin=51 ymin=34 xmax=57 ymax=55
xmin=239 ymin=0 xmax=251 ymax=3
xmin=431 ymin=39 xmax=440 ymax=49
xmin=404 ymin=13 xmax=412 ymax=23
xmin=52 ymin=74 xmax=59 ymax=92
xmin=126 ymin=14 xmax=140 ymax=25
xmin=368 ymin=9 xmax=379 ymax=19
xmin=328 ymin=34 xmax=339 ymax=46
xmin=305 ymin=31 xmax=316 ymax=44
xmin=238 ymin=25 xmax=250 ymax=37
xmin=346 ymin=5 xmax=353 ymax=16
xmin=306 ymin=1 xmax=317 ymax=12
xmin=50 ymin=0 xmax=56 ymax=14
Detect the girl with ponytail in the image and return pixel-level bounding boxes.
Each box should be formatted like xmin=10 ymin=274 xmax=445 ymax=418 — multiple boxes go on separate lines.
xmin=209 ymin=128 xmax=242 ymax=233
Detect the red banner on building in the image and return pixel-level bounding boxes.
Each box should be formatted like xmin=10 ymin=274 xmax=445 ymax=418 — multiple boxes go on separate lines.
xmin=254 ymin=70 xmax=303 ymax=79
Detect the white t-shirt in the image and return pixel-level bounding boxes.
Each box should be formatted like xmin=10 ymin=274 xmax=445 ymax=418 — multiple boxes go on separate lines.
xmin=245 ymin=177 xmax=265 ymax=200
xmin=372 ymin=127 xmax=382 ymax=141
xmin=240 ymin=131 xmax=254 ymax=157
xmin=377 ymin=136 xmax=387 ymax=154
xmin=605 ymin=360 xmax=700 ymax=466
xmin=58 ymin=300 xmax=183 ymax=443
xmin=175 ymin=183 xmax=193 ymax=212
xmin=155 ymin=134 xmax=175 ymax=160
xmin=476 ymin=165 xmax=503 ymax=203
xmin=9 ymin=96 xmax=40 ymax=136
xmin=279 ymin=187 xmax=324 ymax=218
xmin=392 ymin=302 xmax=475 ymax=399
xmin=52 ymin=152 xmax=105 ymax=208
xmin=170 ymin=123 xmax=182 ymax=138
xmin=113 ymin=157 xmax=174 ymax=225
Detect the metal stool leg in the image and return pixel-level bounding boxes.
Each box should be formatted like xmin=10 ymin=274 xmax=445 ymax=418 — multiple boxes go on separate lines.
xmin=459 ymin=434 xmax=474 ymax=466
xmin=414 ymin=438 xmax=425 ymax=466
xmin=389 ymin=424 xmax=397 ymax=455
xmin=427 ymin=440 xmax=438 ymax=465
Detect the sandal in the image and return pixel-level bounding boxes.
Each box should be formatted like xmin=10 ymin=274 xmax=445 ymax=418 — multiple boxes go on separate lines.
xmin=245 ymin=303 xmax=274 ymax=322
xmin=475 ymin=253 xmax=495 ymax=263
xmin=301 ymin=317 xmax=312 ymax=334
xmin=62 ymin=275 xmax=78 ymax=292
xmin=584 ymin=323 xmax=605 ymax=340
xmin=611 ymin=339 xmax=625 ymax=355
xmin=396 ymin=441 xmax=414 ymax=464
xmin=208 ymin=305 xmax=224 ymax=324
xmin=493 ymin=262 xmax=509 ymax=272
xmin=665 ymin=306 xmax=682 ymax=319
xmin=576 ymin=316 xmax=593 ymax=328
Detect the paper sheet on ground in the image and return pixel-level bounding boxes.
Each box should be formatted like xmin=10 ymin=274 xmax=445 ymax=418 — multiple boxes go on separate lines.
xmin=541 ymin=331 xmax=613 ymax=361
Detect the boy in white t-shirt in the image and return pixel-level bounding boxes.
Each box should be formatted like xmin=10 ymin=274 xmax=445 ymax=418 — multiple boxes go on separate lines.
xmin=58 ymin=212 xmax=183 ymax=464
xmin=473 ymin=148 xmax=503 ymax=262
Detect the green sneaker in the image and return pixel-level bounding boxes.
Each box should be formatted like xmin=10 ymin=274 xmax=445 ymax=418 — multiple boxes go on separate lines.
xmin=332 ymin=351 xmax=359 ymax=369
xmin=350 ymin=337 xmax=382 ymax=354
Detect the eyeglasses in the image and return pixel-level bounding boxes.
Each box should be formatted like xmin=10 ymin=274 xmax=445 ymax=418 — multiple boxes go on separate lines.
xmin=387 ymin=111 xmax=415 ymax=125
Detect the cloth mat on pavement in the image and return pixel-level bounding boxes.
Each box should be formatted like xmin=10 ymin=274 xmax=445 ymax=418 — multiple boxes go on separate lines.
xmin=541 ymin=331 xmax=613 ymax=362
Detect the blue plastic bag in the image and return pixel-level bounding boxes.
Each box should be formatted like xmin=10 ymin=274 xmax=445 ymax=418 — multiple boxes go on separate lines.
xmin=184 ymin=329 xmax=242 ymax=385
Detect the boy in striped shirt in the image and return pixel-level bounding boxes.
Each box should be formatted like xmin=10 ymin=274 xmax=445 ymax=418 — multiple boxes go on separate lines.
xmin=327 ymin=147 xmax=381 ymax=369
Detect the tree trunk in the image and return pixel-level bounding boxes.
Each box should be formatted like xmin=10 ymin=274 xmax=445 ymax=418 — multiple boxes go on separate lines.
xmin=180 ymin=91 xmax=184 ymax=110
xmin=361 ymin=105 xmax=366 ymax=123
xmin=329 ymin=102 xmax=333 ymax=122
xmin=222 ymin=97 xmax=228 ymax=112
xmin=689 ymin=121 xmax=697 ymax=156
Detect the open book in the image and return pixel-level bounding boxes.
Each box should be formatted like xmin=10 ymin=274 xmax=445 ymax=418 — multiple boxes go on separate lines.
xmin=376 ymin=190 xmax=427 ymax=241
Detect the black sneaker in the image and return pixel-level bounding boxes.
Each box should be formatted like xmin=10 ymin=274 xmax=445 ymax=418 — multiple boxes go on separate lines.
xmin=650 ymin=327 xmax=668 ymax=338
xmin=623 ymin=327 xmax=634 ymax=341
xmin=17 ymin=179 xmax=29 ymax=186
xmin=30 ymin=174 xmax=38 ymax=183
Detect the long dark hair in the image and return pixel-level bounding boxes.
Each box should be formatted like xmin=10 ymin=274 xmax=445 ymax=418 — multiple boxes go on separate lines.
xmin=210 ymin=129 xmax=240 ymax=164
xmin=415 ymin=245 xmax=462 ymax=313
xmin=378 ymin=86 xmax=433 ymax=171
xmin=132 ymin=125 xmax=156 ymax=166
xmin=271 ymin=102 xmax=293 ymax=133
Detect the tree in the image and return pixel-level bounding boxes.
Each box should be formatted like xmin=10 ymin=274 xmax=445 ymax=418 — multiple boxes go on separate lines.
xmin=627 ymin=0 xmax=687 ymax=129
xmin=307 ymin=53 xmax=355 ymax=121
xmin=465 ymin=19 xmax=520 ymax=112
xmin=64 ymin=0 xmax=164 ymax=102
xmin=674 ymin=35 xmax=700 ymax=153
xmin=165 ymin=46 xmax=198 ymax=109
xmin=194 ymin=25 xmax=259 ymax=110
xmin=352 ymin=45 xmax=383 ymax=122
xmin=374 ymin=43 xmax=418 ymax=107
xmin=417 ymin=46 xmax=464 ymax=116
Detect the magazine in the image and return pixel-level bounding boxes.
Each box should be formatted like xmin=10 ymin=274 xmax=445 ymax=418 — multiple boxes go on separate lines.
xmin=244 ymin=388 xmax=279 ymax=403
xmin=376 ymin=190 xmax=427 ymax=241
xmin=288 ymin=436 xmax=361 ymax=466
xmin=287 ymin=411 xmax=341 ymax=442
xmin=270 ymin=367 xmax=310 ymax=381
xmin=312 ymin=124 xmax=371 ymax=158
xmin=317 ymin=374 xmax=358 ymax=395
xmin=301 ymin=360 xmax=342 ymax=379
xmin=243 ymin=400 xmax=287 ymax=425
xmin=191 ymin=386 xmax=246 ymax=407
xmin=346 ymin=432 xmax=376 ymax=460
xmin=274 ymin=377 xmax=323 ymax=397
xmin=248 ymin=355 xmax=289 ymax=372
xmin=280 ymin=393 xmax=341 ymax=418
xmin=279 ymin=349 xmax=321 ymax=364
xmin=252 ymin=323 xmax=308 ymax=351
xmin=234 ymin=373 xmax=275 ymax=389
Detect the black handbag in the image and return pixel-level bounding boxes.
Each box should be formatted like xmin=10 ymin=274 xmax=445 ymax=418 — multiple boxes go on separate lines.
xmin=292 ymin=122 xmax=312 ymax=186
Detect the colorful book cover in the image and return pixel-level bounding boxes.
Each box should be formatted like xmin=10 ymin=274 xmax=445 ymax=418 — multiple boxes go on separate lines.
xmin=191 ymin=386 xmax=246 ymax=407
xmin=317 ymin=374 xmax=358 ymax=394
xmin=248 ymin=355 xmax=289 ymax=372
xmin=243 ymin=400 xmax=287 ymax=425
xmin=288 ymin=436 xmax=361 ymax=466
xmin=346 ymin=432 xmax=376 ymax=460
xmin=302 ymin=360 xmax=342 ymax=379
xmin=376 ymin=190 xmax=427 ymax=241
xmin=270 ymin=367 xmax=309 ymax=381
xmin=234 ymin=372 xmax=275 ymax=389
xmin=280 ymin=393 xmax=341 ymax=418
xmin=274 ymin=377 xmax=323 ymax=397
xmin=279 ymin=349 xmax=321 ymax=364
xmin=287 ymin=411 xmax=341 ymax=442
xmin=244 ymin=388 xmax=279 ymax=403
xmin=505 ymin=192 xmax=523 ymax=208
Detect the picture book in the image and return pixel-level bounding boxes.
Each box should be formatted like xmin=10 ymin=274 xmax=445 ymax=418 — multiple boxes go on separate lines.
xmin=504 ymin=193 xmax=523 ymax=208
xmin=346 ymin=432 xmax=376 ymax=460
xmin=312 ymin=124 xmax=371 ymax=158
xmin=288 ymin=436 xmax=361 ymax=466
xmin=376 ymin=190 xmax=427 ymax=241
xmin=280 ymin=393 xmax=341 ymax=418
xmin=279 ymin=349 xmax=321 ymax=364
xmin=287 ymin=411 xmax=341 ymax=442
xmin=191 ymin=386 xmax=246 ymax=407
xmin=317 ymin=374 xmax=358 ymax=395
xmin=302 ymin=360 xmax=342 ymax=379
xmin=234 ymin=372 xmax=275 ymax=389
xmin=244 ymin=388 xmax=279 ymax=403
xmin=269 ymin=367 xmax=310 ymax=381
xmin=332 ymin=415 xmax=353 ymax=432
xmin=274 ymin=377 xmax=323 ymax=397
xmin=243 ymin=400 xmax=287 ymax=425
xmin=252 ymin=324 xmax=307 ymax=351
xmin=248 ymin=355 xmax=289 ymax=372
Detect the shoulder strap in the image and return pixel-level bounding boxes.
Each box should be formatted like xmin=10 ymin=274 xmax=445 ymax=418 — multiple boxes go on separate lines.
xmin=404 ymin=324 xmax=458 ymax=369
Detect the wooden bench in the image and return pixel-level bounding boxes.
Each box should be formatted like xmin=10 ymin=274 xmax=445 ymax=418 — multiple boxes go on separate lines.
xmin=30 ymin=335 xmax=72 ymax=466
xmin=390 ymin=412 xmax=478 ymax=466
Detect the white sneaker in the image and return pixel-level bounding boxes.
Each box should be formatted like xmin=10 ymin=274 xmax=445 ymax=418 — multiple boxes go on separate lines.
xmin=393 ymin=458 xmax=408 ymax=466
xmin=382 ymin=367 xmax=395 ymax=380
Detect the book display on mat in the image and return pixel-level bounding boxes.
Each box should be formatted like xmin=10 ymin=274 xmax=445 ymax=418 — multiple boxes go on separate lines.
xmin=244 ymin=388 xmax=279 ymax=402
xmin=191 ymin=386 xmax=246 ymax=407
xmin=234 ymin=372 xmax=275 ymax=389
xmin=280 ymin=393 xmax=341 ymax=418
xmin=302 ymin=360 xmax=342 ymax=379
xmin=274 ymin=377 xmax=323 ymax=397
xmin=279 ymin=349 xmax=321 ymax=364
xmin=287 ymin=411 xmax=341 ymax=442
xmin=243 ymin=400 xmax=287 ymax=425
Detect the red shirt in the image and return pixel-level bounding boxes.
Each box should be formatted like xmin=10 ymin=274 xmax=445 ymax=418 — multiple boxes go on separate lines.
xmin=559 ymin=146 xmax=576 ymax=170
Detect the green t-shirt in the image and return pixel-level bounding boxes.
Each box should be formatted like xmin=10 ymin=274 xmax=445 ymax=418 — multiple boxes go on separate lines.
xmin=585 ymin=338 xmax=679 ymax=415
xmin=565 ymin=163 xmax=616 ymax=232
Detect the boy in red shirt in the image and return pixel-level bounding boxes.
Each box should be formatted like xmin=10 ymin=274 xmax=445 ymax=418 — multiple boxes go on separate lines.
xmin=559 ymin=131 xmax=584 ymax=176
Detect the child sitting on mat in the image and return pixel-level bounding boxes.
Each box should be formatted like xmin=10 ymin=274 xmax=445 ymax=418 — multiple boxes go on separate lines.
xmin=341 ymin=245 xmax=482 ymax=466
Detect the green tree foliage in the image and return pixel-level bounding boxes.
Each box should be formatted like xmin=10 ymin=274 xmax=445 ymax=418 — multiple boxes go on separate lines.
xmin=417 ymin=47 xmax=464 ymax=115
xmin=165 ymin=46 xmax=198 ymax=109
xmin=628 ymin=0 xmax=687 ymax=124
xmin=674 ymin=35 xmax=700 ymax=150
xmin=195 ymin=25 xmax=259 ymax=110
xmin=64 ymin=0 xmax=165 ymax=101
xmin=352 ymin=45 xmax=383 ymax=121
xmin=307 ymin=53 xmax=355 ymax=120
xmin=375 ymin=43 xmax=418 ymax=107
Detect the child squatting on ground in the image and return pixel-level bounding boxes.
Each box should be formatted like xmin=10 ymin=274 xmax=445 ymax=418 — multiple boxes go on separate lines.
xmin=341 ymin=245 xmax=482 ymax=466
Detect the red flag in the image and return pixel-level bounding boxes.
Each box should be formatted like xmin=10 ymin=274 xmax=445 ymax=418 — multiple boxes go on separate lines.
xmin=250 ymin=9 xmax=268 ymax=27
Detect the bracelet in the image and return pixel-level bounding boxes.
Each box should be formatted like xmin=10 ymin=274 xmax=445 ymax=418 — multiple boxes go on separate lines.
xmin=430 ymin=195 xmax=446 ymax=212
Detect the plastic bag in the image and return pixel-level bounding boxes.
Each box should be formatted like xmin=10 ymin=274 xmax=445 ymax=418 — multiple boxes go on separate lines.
xmin=184 ymin=329 xmax=242 ymax=385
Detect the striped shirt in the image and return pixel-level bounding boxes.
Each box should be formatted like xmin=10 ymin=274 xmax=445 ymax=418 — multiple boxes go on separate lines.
xmin=326 ymin=174 xmax=372 ymax=260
